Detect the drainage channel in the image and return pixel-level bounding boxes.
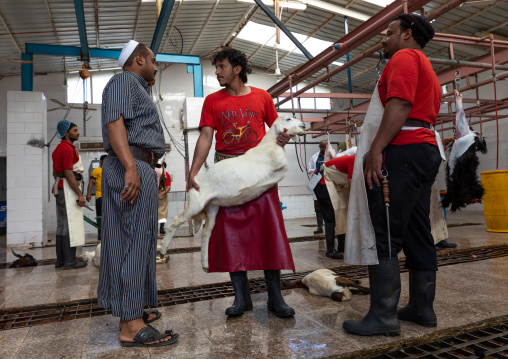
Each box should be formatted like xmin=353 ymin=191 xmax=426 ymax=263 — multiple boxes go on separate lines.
xmin=0 ymin=235 xmax=323 ymax=269
xmin=1 ymin=243 xmax=507 ymax=332
xmin=371 ymin=320 xmax=508 ymax=359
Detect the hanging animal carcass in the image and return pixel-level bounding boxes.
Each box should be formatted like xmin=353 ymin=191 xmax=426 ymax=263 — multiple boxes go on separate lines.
xmin=442 ymin=91 xmax=487 ymax=211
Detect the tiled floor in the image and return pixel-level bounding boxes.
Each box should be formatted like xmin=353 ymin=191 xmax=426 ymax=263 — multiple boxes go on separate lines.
xmin=1 ymin=207 xmax=508 ymax=358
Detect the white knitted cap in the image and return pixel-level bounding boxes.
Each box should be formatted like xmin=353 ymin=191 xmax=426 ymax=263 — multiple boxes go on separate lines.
xmin=118 ymin=40 xmax=139 ymax=68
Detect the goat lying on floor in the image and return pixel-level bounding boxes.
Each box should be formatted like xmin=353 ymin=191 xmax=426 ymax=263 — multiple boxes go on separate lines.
xmin=281 ymin=269 xmax=370 ymax=302
xmin=159 ymin=115 xmax=306 ymax=271
xmin=82 ymin=243 xmax=101 ymax=267
xmin=9 ymin=249 xmax=37 ymax=268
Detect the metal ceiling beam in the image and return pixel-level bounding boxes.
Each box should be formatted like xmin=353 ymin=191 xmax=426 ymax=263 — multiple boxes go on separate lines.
xmin=44 ymin=0 xmax=67 ymax=73
xmin=151 ymin=0 xmax=176 ymax=56
xmin=253 ymin=0 xmax=313 ymax=60
xmin=94 ymin=0 xmax=101 ymax=70
xmin=0 ymin=10 xmax=21 ymax=54
xmin=25 ymin=43 xmax=200 ymax=64
xmin=189 ymin=0 xmax=220 ymax=55
xmin=73 ymin=0 xmax=90 ymax=64
xmin=161 ymin=0 xmax=183 ymax=53
xmin=224 ymin=4 xmax=259 ymax=47
xmin=133 ymin=0 xmax=142 ymax=39
xmin=266 ymin=14 xmax=336 ymax=71
xmin=438 ymin=0 xmax=505 ymax=33
xmin=248 ymin=11 xmax=299 ymax=61
xmin=267 ymin=0 xmax=463 ymax=98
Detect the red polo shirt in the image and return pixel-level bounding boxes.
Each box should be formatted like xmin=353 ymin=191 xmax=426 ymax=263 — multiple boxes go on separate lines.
xmin=52 ymin=140 xmax=79 ymax=189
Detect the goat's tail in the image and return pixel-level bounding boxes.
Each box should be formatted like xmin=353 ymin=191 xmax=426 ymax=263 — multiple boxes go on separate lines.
xmin=191 ymin=211 xmax=207 ymax=234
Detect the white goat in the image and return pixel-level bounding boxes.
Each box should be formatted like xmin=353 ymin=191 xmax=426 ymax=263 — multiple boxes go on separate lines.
xmin=282 ymin=268 xmax=370 ymax=302
xmin=159 ymin=115 xmax=306 ymax=271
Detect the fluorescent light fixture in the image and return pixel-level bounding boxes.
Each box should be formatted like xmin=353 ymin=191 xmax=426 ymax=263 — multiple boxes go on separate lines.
xmin=362 ymin=0 xmax=394 ymax=7
xmin=299 ymin=0 xmax=370 ymax=21
xmin=236 ymin=0 xmax=307 ymax=10
xmin=237 ymin=21 xmax=343 ymax=65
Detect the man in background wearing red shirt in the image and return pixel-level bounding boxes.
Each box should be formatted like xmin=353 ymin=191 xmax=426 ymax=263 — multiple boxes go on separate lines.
xmin=52 ymin=120 xmax=87 ymax=270
xmin=189 ymin=48 xmax=295 ymax=318
xmin=344 ymin=14 xmax=442 ymax=336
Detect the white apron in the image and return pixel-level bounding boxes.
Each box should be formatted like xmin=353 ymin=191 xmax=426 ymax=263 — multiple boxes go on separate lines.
xmin=344 ymin=84 xmax=383 ymax=265
xmin=345 ymin=85 xmax=447 ymax=265
xmin=323 ymin=166 xmax=349 ymax=235
xmin=63 ymin=156 xmax=85 ymax=247
xmin=430 ymin=181 xmax=448 ymax=244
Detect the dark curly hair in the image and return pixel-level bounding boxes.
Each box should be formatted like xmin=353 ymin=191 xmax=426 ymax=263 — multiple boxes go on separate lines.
xmin=391 ymin=14 xmax=435 ymax=49
xmin=212 ymin=48 xmax=252 ymax=83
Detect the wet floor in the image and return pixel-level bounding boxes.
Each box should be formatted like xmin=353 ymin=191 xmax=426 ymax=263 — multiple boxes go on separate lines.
xmin=1 ymin=206 xmax=507 ymax=358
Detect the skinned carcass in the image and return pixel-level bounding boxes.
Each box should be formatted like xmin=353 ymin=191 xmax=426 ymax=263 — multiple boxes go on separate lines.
xmin=282 ymin=268 xmax=370 ymax=301
xmin=442 ymin=91 xmax=487 ymax=211
xmin=159 ymin=116 xmax=306 ymax=271
xmin=9 ymin=249 xmax=37 ymax=268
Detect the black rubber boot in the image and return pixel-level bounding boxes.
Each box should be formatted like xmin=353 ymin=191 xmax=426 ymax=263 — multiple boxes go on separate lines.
xmin=325 ymin=223 xmax=343 ymax=259
xmin=435 ymin=240 xmax=456 ymax=250
xmin=225 ymin=271 xmax=253 ymax=317
xmin=314 ymin=212 xmax=324 ymax=234
xmin=397 ymin=269 xmax=437 ymax=327
xmin=55 ymin=235 xmax=64 ymax=268
xmin=343 ymin=257 xmax=401 ymax=336
xmin=264 ymin=270 xmax=295 ymax=318
xmin=160 ymin=223 xmax=166 ymax=235
xmin=337 ymin=233 xmax=345 ymax=253
xmin=62 ymin=235 xmax=87 ymax=270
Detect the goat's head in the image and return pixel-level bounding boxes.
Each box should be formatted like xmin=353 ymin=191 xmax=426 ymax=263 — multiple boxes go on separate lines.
xmin=273 ymin=115 xmax=306 ymax=138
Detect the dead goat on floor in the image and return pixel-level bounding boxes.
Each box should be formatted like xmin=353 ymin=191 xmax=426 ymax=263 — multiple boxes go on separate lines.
xmin=9 ymin=249 xmax=37 ymax=268
xmin=282 ymin=268 xmax=370 ymax=302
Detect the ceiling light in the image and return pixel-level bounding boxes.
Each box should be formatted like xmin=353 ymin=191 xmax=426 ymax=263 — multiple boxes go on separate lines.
xmin=299 ymin=0 xmax=370 ymax=21
xmin=236 ymin=0 xmax=307 ymax=10
xmin=362 ymin=0 xmax=393 ymax=7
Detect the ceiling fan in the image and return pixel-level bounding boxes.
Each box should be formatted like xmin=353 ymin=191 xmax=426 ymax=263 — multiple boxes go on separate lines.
xmin=48 ymin=99 xmax=97 ymax=112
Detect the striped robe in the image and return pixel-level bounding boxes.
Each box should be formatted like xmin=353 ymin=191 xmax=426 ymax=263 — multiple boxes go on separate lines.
xmin=97 ymin=71 xmax=165 ymax=321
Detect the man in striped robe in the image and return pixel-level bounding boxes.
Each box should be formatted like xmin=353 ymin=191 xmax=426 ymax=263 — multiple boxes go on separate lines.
xmin=97 ymin=40 xmax=178 ymax=347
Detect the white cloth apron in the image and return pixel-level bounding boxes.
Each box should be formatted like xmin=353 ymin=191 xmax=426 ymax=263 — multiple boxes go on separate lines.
xmin=345 ymin=85 xmax=446 ymax=265
xmin=63 ymin=156 xmax=85 ymax=247
xmin=323 ymin=166 xmax=349 ymax=235
xmin=430 ymin=181 xmax=448 ymax=244
xmin=344 ymin=84 xmax=383 ymax=265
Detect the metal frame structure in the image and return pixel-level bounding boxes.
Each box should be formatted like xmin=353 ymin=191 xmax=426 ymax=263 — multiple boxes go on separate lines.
xmin=259 ymin=0 xmax=508 ymax=168
xmin=22 ymin=0 xmax=203 ymax=97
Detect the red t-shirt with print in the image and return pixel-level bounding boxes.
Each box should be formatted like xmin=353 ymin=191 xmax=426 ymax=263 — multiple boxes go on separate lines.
xmin=378 ymin=48 xmax=441 ymax=146
xmin=199 ymin=87 xmax=279 ymax=153
xmin=326 ymin=155 xmax=355 ymax=179
xmin=52 ymin=140 xmax=79 ymax=188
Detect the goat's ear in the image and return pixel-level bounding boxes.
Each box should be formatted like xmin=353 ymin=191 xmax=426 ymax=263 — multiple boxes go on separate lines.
xmin=11 ymin=248 xmax=22 ymax=258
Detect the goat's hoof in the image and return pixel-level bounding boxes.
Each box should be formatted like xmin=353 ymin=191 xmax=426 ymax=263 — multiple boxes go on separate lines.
xmin=202 ymin=267 xmax=209 ymax=273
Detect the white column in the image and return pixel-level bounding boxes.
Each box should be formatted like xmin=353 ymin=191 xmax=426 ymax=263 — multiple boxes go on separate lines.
xmin=6 ymin=91 xmax=48 ymax=247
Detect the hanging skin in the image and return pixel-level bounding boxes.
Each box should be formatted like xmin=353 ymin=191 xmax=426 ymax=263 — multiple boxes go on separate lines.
xmin=441 ymin=91 xmax=487 ymax=212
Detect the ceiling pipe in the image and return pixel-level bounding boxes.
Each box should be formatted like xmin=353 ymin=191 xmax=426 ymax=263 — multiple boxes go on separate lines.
xmin=267 ymin=0 xmax=465 ymax=98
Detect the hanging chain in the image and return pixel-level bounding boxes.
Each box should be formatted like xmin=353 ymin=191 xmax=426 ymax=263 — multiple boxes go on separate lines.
xmin=454 ymin=68 xmax=461 ymax=90
xmin=375 ymin=51 xmax=383 ymax=80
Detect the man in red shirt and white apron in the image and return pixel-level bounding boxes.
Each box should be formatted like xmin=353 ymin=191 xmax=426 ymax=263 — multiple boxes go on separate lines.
xmin=343 ymin=14 xmax=445 ymax=336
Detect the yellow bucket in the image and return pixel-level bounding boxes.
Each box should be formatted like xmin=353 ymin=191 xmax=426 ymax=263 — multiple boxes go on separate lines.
xmin=481 ymin=170 xmax=508 ymax=232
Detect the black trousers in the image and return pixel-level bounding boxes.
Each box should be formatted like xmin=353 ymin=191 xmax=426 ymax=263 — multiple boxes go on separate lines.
xmin=95 ymin=197 xmax=102 ymax=240
xmin=367 ymin=144 xmax=441 ymax=271
xmin=314 ymin=183 xmax=335 ymax=224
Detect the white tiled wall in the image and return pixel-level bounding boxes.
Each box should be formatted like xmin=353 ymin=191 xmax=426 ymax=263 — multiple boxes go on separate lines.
xmin=6 ymin=91 xmax=48 ymax=247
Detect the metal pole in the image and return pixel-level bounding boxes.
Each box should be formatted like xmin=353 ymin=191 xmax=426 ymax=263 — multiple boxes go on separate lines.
xmin=344 ymin=16 xmax=353 ymax=99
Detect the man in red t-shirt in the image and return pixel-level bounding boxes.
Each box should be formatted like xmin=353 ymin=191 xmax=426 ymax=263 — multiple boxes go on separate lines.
xmin=189 ymin=48 xmax=295 ymax=318
xmin=52 ymin=120 xmax=87 ymax=270
xmin=344 ymin=14 xmax=442 ymax=336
